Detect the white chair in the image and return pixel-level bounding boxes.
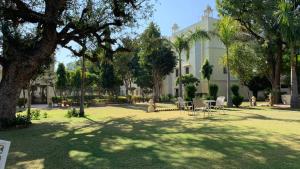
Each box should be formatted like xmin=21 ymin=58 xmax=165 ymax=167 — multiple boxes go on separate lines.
xmin=190 ymin=98 xmax=209 ymax=117
xmin=0 ymin=140 xmax=11 ymax=169
xmin=177 ymin=97 xmax=192 ymax=113
xmin=214 ymin=96 xmax=226 ymax=113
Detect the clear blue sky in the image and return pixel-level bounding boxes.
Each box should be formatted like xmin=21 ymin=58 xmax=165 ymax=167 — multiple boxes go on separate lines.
xmin=55 ymin=0 xmax=218 ymax=66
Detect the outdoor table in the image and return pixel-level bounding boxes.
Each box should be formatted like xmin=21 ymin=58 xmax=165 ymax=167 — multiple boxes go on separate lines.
xmin=204 ymin=100 xmax=216 ymax=111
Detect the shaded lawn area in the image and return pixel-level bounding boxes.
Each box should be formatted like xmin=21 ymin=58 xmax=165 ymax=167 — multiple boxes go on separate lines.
xmin=1 ymin=104 xmax=300 ymax=169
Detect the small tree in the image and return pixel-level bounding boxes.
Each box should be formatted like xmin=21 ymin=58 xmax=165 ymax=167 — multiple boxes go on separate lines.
xmin=201 ymin=59 xmax=213 ymax=91
xmin=231 ymin=85 xmax=244 ymax=108
xmin=56 ymin=63 xmax=68 ymax=98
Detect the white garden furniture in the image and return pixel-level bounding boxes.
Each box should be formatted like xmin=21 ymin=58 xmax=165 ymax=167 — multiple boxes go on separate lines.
xmin=0 ymin=140 xmax=10 ymax=169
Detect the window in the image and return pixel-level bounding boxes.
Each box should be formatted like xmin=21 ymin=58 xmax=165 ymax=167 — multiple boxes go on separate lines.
xmin=175 ymin=88 xmax=179 ymax=97
xmin=185 ymin=67 xmax=190 ymax=74
xmin=223 ymin=67 xmax=227 ymax=74
xmin=176 ymin=69 xmax=179 ymax=77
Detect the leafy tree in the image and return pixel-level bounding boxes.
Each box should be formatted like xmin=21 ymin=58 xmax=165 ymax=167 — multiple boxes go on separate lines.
xmin=217 ymin=0 xmax=285 ymax=105
xmin=277 ymin=0 xmax=300 ymax=108
xmin=114 ymin=38 xmax=139 ymax=96
xmin=245 ymin=76 xmax=272 ymax=99
xmin=176 ymin=74 xmax=200 ymax=86
xmin=201 ymin=59 xmax=213 ymax=91
xmin=0 ymin=0 xmax=153 ymax=125
xmin=216 ymin=16 xmax=239 ymax=107
xmin=56 ymin=63 xmax=68 ymax=98
xmin=139 ymin=22 xmax=177 ymax=102
xmin=185 ymin=84 xmax=197 ymax=102
xmin=172 ymin=29 xmax=210 ymax=98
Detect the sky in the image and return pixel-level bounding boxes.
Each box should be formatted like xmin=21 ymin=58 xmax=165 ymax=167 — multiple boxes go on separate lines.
xmin=55 ymin=0 xmax=218 ymax=66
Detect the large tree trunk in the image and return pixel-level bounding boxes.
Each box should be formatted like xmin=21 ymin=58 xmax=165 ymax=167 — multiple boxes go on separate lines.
xmin=290 ymin=47 xmax=299 ymax=108
xmin=0 ymin=64 xmax=25 ymax=127
xmin=226 ymin=47 xmax=233 ymax=107
xmin=270 ymin=43 xmax=283 ymax=105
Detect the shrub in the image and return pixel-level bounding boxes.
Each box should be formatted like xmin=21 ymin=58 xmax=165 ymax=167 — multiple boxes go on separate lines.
xmin=132 ymin=96 xmax=143 ymax=103
xmin=43 ymin=112 xmax=48 ymax=118
xmin=185 ymin=84 xmax=197 ymax=101
xmin=209 ymin=84 xmax=219 ymax=100
xmin=52 ymin=97 xmax=62 ymax=104
xmin=17 ymin=98 xmax=27 ymax=108
xmin=15 ymin=115 xmax=32 ymax=126
xmin=232 ymin=95 xmax=244 ymax=107
xmin=66 ymin=108 xmax=80 ymax=118
xmin=30 ymin=109 xmax=41 ymax=120
xmin=231 ymin=85 xmax=240 ymax=96
xmin=231 ymin=85 xmax=244 ymax=107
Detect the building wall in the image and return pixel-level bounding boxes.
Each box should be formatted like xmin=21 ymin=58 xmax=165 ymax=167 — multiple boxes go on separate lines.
xmin=162 ymin=11 xmax=250 ymax=100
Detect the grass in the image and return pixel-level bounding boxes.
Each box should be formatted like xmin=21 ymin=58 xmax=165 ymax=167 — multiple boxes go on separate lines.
xmin=1 ymin=104 xmax=300 ymax=169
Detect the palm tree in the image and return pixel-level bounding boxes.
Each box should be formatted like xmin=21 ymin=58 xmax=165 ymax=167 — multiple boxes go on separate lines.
xmin=216 ymin=16 xmax=238 ymax=107
xmin=172 ymin=28 xmax=210 ymax=98
xmin=277 ymin=1 xmax=300 ymax=108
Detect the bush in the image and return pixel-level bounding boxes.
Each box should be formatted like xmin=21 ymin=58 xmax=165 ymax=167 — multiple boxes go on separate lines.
xmin=132 ymin=96 xmax=143 ymax=103
xmin=209 ymin=84 xmax=219 ymax=100
xmin=231 ymin=85 xmax=240 ymax=96
xmin=52 ymin=97 xmax=62 ymax=104
xmin=160 ymin=94 xmax=173 ymax=103
xmin=66 ymin=108 xmax=80 ymax=118
xmin=185 ymin=84 xmax=197 ymax=101
xmin=232 ymin=95 xmax=244 ymax=107
xmin=30 ymin=109 xmax=41 ymax=120
xmin=15 ymin=115 xmax=32 ymax=126
xmin=231 ymin=85 xmax=244 ymax=107
xmin=17 ymin=98 xmax=27 ymax=108
xmin=43 ymin=112 xmax=48 ymax=118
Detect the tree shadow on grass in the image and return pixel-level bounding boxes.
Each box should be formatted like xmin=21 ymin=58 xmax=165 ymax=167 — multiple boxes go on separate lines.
xmin=1 ymin=116 xmax=300 ymax=169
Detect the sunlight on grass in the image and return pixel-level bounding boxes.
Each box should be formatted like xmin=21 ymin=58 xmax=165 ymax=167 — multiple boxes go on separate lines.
xmin=2 ymin=104 xmax=300 ymax=169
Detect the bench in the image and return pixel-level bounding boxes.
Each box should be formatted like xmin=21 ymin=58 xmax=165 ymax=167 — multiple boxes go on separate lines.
xmin=0 ymin=140 xmax=10 ymax=169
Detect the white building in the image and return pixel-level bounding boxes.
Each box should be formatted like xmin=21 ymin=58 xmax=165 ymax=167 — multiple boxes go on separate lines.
xmin=161 ymin=6 xmax=249 ymax=99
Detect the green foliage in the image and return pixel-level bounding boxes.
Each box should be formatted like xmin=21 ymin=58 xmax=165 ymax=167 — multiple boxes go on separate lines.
xmin=139 ymin=22 xmax=177 ymax=101
xmin=209 ymin=84 xmax=219 ymax=100
xmin=216 ymin=16 xmax=239 ymax=48
xmin=66 ymin=108 xmax=80 ymax=118
xmin=228 ymin=42 xmax=267 ymax=84
xmin=43 ymin=112 xmax=48 ymax=119
xmin=15 ymin=115 xmax=32 ymax=126
xmin=160 ymin=94 xmax=174 ymax=103
xmin=30 ymin=110 xmax=41 ymax=120
xmin=185 ymin=84 xmax=197 ymax=101
xmin=176 ymin=74 xmax=200 ymax=86
xmin=231 ymin=85 xmax=244 ymax=107
xmin=56 ymin=63 xmax=68 ymax=96
xmin=52 ymin=97 xmax=62 ymax=104
xmin=202 ymin=59 xmax=213 ymax=82
xmin=245 ymin=76 xmax=272 ymax=98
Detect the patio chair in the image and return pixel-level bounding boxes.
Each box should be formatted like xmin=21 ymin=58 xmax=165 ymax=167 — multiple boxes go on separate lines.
xmin=213 ymin=96 xmax=226 ymax=114
xmin=177 ymin=97 xmax=192 ymax=113
xmin=189 ymin=98 xmax=209 ymax=117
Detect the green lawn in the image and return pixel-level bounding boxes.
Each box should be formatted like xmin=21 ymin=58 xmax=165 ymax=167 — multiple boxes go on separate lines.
xmin=1 ymin=104 xmax=300 ymax=169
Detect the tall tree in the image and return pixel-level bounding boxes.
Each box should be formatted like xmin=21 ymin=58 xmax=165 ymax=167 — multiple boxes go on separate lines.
xmin=216 ymin=16 xmax=238 ymax=107
xmin=277 ymin=0 xmax=300 ymax=108
xmin=0 ymin=0 xmax=152 ymax=127
xmin=201 ymin=59 xmax=213 ymax=91
xmin=217 ymin=0 xmax=285 ymax=105
xmin=114 ymin=37 xmax=139 ymax=97
xmin=139 ymin=22 xmax=177 ymax=102
xmin=172 ymin=29 xmax=209 ymax=98
xmin=56 ymin=63 xmax=68 ymax=98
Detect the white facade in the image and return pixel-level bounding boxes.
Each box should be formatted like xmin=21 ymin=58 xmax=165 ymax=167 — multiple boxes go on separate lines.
xmin=162 ymin=7 xmax=249 ymax=99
